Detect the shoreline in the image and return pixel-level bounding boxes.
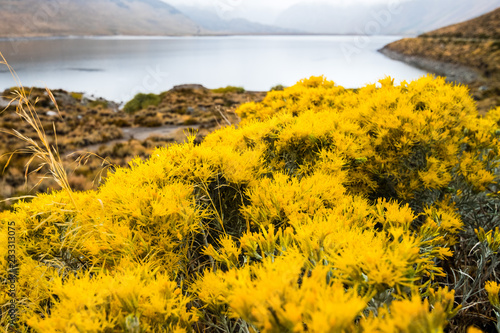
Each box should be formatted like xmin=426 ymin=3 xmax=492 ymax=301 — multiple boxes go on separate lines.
xmin=0 ymin=33 xmax=416 ymax=42
xmin=378 ymin=47 xmax=481 ymax=84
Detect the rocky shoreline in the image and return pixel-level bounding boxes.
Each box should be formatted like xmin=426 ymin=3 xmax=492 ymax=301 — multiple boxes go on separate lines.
xmin=378 ymin=47 xmax=481 ymax=84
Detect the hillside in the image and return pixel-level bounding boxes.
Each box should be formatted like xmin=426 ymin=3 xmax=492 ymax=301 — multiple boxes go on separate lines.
xmin=175 ymin=5 xmax=294 ymax=35
xmin=380 ymin=7 xmax=500 ymax=113
xmin=421 ymin=6 xmax=500 ymax=39
xmin=0 ymin=0 xmax=202 ymax=37
xmin=275 ymin=0 xmax=500 ymax=35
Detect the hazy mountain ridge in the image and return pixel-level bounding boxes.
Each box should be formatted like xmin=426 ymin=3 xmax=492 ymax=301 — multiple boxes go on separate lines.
xmin=275 ymin=0 xmax=500 ymax=35
xmin=175 ymin=5 xmax=295 ymax=35
xmin=2 ymin=0 xmax=498 ymax=38
xmin=0 ymin=0 xmax=202 ymax=38
xmin=0 ymin=0 xmax=294 ymax=37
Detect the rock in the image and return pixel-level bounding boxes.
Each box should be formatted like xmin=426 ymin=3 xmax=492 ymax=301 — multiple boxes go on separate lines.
xmin=171 ymin=84 xmax=207 ymax=92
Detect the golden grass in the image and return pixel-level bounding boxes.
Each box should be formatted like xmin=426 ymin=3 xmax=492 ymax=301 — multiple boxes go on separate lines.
xmin=0 ymin=52 xmax=78 ymax=210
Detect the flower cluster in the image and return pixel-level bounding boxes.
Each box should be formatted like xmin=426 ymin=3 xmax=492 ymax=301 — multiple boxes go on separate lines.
xmin=2 ymin=75 xmax=500 ymax=331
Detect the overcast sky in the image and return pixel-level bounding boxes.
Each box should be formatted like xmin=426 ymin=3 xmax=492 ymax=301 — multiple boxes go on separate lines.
xmin=162 ymin=0 xmax=410 ymax=24
xmin=163 ymin=0 xmax=394 ymax=9
xmin=162 ymin=0 xmax=500 ymax=27
xmin=163 ymin=0 xmax=294 ymax=9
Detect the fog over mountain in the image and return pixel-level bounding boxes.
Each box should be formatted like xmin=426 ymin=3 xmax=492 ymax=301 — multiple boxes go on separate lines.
xmin=274 ymin=0 xmax=500 ymax=35
xmin=164 ymin=0 xmax=500 ymax=36
xmin=1 ymin=0 xmax=499 ymax=38
xmin=173 ymin=5 xmax=294 ymax=35
xmin=0 ymin=0 xmax=202 ymax=38
xmin=0 ymin=0 xmax=291 ymax=37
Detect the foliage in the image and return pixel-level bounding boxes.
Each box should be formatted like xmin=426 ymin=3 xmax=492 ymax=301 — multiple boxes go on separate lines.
xmin=70 ymin=92 xmax=83 ymax=101
xmin=2 ymin=75 xmax=500 ymax=332
xmin=27 ymin=260 xmax=198 ymax=332
xmin=0 ymin=56 xmax=78 ymax=210
xmin=211 ymin=86 xmax=245 ymax=94
xmin=88 ymin=99 xmax=109 ymax=109
xmin=0 ymin=83 xmax=264 ymax=211
xmin=384 ymin=7 xmax=500 ymax=114
xmin=270 ymin=84 xmax=286 ymax=91
xmin=123 ymin=93 xmax=161 ymax=114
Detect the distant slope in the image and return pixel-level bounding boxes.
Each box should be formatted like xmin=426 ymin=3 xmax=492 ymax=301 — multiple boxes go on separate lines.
xmin=420 ymin=6 xmax=500 ymax=39
xmin=175 ymin=5 xmax=295 ymax=35
xmin=380 ymin=7 xmax=500 ymax=113
xmin=0 ymin=0 xmax=202 ymax=37
xmin=275 ymin=0 xmax=500 ymax=35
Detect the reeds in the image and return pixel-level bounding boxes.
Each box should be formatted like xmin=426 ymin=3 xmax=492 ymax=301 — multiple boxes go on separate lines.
xmin=0 ymin=52 xmax=78 ymax=210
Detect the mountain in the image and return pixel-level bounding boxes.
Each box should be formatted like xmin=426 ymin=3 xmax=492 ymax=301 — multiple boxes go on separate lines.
xmin=380 ymin=7 xmax=500 ymax=113
xmin=275 ymin=0 xmax=500 ymax=35
xmin=420 ymin=5 xmax=500 ymax=39
xmin=0 ymin=0 xmax=202 ymax=38
xmin=174 ymin=5 xmax=295 ymax=35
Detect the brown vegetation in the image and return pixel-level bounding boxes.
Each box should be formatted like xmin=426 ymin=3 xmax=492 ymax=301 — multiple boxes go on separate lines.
xmin=420 ymin=7 xmax=500 ymax=39
xmin=0 ymin=85 xmax=265 ymax=209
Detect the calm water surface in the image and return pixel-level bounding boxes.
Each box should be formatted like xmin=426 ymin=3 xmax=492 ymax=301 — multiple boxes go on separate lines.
xmin=0 ymin=36 xmax=426 ymax=103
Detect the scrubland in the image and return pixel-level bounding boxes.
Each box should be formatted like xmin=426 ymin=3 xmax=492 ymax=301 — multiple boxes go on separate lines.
xmin=0 ymin=85 xmax=265 ymax=210
xmin=1 ymin=75 xmax=500 ymax=332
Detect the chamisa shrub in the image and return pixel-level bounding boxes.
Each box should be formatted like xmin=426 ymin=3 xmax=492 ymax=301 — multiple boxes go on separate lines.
xmin=1 ymin=75 xmax=500 ymax=332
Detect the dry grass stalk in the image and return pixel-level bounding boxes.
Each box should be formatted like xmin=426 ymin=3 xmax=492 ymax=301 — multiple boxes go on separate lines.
xmin=0 ymin=52 xmax=78 ymax=210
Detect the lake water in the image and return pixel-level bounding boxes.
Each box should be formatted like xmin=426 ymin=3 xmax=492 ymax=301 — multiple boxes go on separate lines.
xmin=0 ymin=35 xmax=426 ymax=103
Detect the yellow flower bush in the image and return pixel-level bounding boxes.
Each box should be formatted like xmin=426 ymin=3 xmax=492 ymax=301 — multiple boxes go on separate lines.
xmin=27 ymin=260 xmax=198 ymax=332
xmin=485 ymin=281 xmax=500 ymax=332
xmin=2 ymin=75 xmax=500 ymax=331
xmin=361 ymin=287 xmax=458 ymax=333
xmin=194 ymin=252 xmax=367 ymax=333
xmin=476 ymin=227 xmax=500 ymax=253
xmin=485 ymin=281 xmax=500 ymax=309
